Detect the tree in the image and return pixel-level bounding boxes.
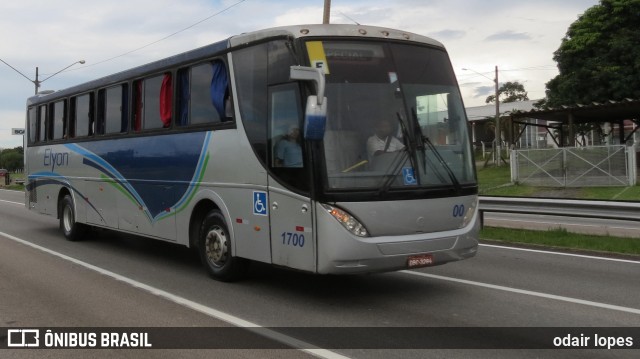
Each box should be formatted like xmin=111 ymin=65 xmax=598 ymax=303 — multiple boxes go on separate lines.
xmin=485 ymin=81 xmax=529 ymax=104
xmin=0 ymin=147 xmax=24 ymax=172
xmin=546 ymin=0 xmax=640 ymax=106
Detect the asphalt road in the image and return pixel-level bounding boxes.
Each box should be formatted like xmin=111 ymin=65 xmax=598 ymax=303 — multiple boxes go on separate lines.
xmin=0 ymin=189 xmax=638 ymax=358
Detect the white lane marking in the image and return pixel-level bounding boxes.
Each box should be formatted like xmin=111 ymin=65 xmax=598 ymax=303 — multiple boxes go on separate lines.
xmin=401 ymin=270 xmax=640 ymax=315
xmin=0 ymin=231 xmax=349 ymax=359
xmin=0 ymin=199 xmax=23 ymax=206
xmin=480 ymin=244 xmax=640 ymax=264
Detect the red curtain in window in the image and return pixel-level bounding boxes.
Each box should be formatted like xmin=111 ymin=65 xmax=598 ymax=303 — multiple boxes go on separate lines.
xmin=160 ymin=73 xmax=172 ymax=127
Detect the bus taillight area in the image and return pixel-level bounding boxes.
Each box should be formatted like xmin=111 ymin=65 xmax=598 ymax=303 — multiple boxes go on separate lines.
xmin=315 ymin=197 xmax=480 ymax=275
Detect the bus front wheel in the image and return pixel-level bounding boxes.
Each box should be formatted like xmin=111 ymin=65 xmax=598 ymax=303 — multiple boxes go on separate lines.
xmin=60 ymin=195 xmax=87 ymax=241
xmin=198 ymin=210 xmax=248 ymax=281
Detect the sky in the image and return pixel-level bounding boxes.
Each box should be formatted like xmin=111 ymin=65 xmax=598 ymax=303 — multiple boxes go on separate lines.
xmin=0 ymin=0 xmax=600 ymax=148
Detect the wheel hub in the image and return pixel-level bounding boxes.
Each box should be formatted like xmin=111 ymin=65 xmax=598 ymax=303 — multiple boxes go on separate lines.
xmin=205 ymin=226 xmax=228 ymax=267
xmin=63 ymin=205 xmax=73 ymax=233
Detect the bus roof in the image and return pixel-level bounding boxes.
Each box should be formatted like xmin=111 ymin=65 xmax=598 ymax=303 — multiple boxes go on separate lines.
xmin=27 ymin=24 xmax=444 ymax=105
xmin=228 ymin=24 xmax=444 ymax=48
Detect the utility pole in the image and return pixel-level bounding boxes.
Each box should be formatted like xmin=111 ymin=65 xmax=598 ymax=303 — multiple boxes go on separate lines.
xmin=0 ymin=59 xmax=84 ymax=95
xmin=323 ymin=0 xmax=331 ymax=24
xmin=495 ymin=65 xmax=501 ymax=167
xmin=35 ymin=67 xmax=39 ymax=94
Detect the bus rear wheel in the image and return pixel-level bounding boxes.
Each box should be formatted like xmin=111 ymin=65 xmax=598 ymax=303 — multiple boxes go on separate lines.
xmin=198 ymin=210 xmax=248 ymax=281
xmin=60 ymin=195 xmax=87 ymax=241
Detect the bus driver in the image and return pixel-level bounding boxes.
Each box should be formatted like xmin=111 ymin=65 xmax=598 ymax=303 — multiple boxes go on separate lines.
xmin=366 ymin=118 xmax=405 ymax=162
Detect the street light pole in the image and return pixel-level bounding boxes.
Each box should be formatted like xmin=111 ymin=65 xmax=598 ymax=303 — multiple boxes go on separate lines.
xmin=0 ymin=59 xmax=85 ymax=94
xmin=35 ymin=60 xmax=85 ymax=94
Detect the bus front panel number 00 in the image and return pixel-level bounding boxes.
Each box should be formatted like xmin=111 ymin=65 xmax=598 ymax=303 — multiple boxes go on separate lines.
xmin=452 ymin=204 xmax=465 ymax=218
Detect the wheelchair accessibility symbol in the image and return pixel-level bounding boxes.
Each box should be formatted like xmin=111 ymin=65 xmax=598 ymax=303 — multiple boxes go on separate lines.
xmin=253 ymin=191 xmax=268 ymax=216
xmin=402 ymin=167 xmax=417 ymax=186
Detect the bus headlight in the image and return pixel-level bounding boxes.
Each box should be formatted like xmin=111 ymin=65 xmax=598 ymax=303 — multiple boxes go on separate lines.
xmin=460 ymin=198 xmax=478 ymax=228
xmin=321 ymin=204 xmax=368 ymax=237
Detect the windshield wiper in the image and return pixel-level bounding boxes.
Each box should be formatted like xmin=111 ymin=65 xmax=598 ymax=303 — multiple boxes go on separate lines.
xmin=396 ymin=112 xmax=421 ymax=184
xmin=377 ymin=113 xmax=416 ymax=196
xmin=424 ymin=136 xmax=461 ymax=191
xmin=377 ymin=147 xmax=409 ymax=196
xmin=410 ymin=108 xmax=461 ymax=191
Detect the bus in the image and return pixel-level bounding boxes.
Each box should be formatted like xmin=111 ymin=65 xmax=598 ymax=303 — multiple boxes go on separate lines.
xmin=25 ymin=24 xmax=479 ymax=281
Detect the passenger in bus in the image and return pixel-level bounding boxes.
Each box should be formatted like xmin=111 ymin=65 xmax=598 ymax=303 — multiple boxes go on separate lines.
xmin=275 ymin=125 xmax=302 ymax=167
xmin=366 ymin=118 xmax=405 ymax=162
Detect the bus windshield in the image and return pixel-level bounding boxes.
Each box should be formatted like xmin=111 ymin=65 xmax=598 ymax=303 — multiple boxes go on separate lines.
xmin=313 ymin=41 xmax=475 ymax=192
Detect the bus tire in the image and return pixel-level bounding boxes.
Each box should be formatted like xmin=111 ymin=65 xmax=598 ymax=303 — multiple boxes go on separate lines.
xmin=60 ymin=195 xmax=87 ymax=241
xmin=198 ymin=210 xmax=248 ymax=281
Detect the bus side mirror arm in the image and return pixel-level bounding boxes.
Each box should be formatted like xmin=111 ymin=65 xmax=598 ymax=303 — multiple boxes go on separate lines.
xmin=290 ymin=66 xmax=327 ymax=141
xmin=290 ymin=66 xmax=325 ymax=105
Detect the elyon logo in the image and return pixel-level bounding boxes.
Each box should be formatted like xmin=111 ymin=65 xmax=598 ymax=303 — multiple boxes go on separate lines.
xmin=43 ymin=148 xmax=69 ymax=172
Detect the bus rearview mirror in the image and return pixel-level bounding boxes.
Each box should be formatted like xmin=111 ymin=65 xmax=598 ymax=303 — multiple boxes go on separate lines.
xmin=302 ymin=95 xmax=327 ymax=141
xmin=290 ymin=66 xmax=327 ymax=141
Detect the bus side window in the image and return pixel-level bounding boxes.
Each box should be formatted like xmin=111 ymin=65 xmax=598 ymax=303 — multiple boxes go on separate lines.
xmin=191 ymin=63 xmax=221 ymax=125
xmin=104 ymin=84 xmax=128 ymax=134
xmin=159 ymin=73 xmax=172 ymax=128
xmin=267 ymin=83 xmax=309 ymax=193
xmin=211 ymin=60 xmax=230 ymax=122
xmin=97 ymin=89 xmax=106 ymax=135
xmin=178 ymin=61 xmax=231 ymax=126
xmin=28 ymin=107 xmax=36 ymax=144
xmin=234 ymin=43 xmax=268 ymax=166
xmin=53 ymin=100 xmax=66 ymax=140
xmin=38 ymin=105 xmax=47 ymax=142
xmin=133 ymin=80 xmax=142 ymax=132
xmin=137 ymin=73 xmax=172 ymax=130
xmin=269 ymin=84 xmax=303 ymax=168
xmin=73 ymin=93 xmax=93 ymax=137
xmin=176 ymin=68 xmax=189 ymax=126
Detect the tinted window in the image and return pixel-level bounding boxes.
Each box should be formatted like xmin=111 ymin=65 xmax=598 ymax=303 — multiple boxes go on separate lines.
xmin=28 ymin=107 xmax=36 ymax=143
xmin=190 ymin=63 xmax=219 ymax=124
xmin=38 ymin=105 xmax=47 ymax=142
xmin=105 ymin=85 xmax=127 ymax=134
xmin=177 ymin=62 xmax=232 ymax=126
xmin=141 ymin=74 xmax=171 ymax=130
xmin=74 ymin=93 xmax=93 ymax=137
xmin=53 ymin=100 xmax=65 ymax=140
xmin=268 ymin=83 xmax=309 ymax=193
xmin=234 ymin=43 xmax=268 ymax=165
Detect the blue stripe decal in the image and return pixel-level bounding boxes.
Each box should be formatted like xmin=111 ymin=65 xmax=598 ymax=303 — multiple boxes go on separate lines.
xmin=60 ymin=131 xmax=210 ymax=223
xmin=171 ymin=131 xmax=212 ymax=213
xmin=28 ymin=173 xmax=105 ymax=223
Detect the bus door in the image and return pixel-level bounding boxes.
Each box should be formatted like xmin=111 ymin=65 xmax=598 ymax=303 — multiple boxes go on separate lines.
xmin=266 ymin=83 xmax=316 ymax=272
xmin=267 ymin=179 xmax=315 ymax=272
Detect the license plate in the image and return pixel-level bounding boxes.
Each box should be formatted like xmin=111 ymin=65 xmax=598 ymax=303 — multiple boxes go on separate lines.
xmin=407 ymin=254 xmax=434 ymax=268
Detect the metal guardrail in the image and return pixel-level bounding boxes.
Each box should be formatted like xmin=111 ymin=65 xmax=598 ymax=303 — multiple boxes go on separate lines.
xmin=478 ymin=196 xmax=640 ymax=225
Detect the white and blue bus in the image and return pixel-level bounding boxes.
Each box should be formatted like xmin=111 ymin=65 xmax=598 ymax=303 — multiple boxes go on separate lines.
xmin=25 ymin=24 xmax=479 ymax=281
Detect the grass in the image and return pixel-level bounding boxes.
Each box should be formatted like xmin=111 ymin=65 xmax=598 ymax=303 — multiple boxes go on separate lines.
xmin=0 ymin=172 xmax=25 ymax=191
xmin=481 ymin=226 xmax=640 ymax=256
xmin=477 ymin=164 xmax=640 ymax=255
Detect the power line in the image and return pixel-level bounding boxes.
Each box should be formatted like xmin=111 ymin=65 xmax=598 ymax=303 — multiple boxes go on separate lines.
xmin=457 ymin=65 xmax=557 ymax=81
xmin=66 ymin=0 xmax=249 ymax=72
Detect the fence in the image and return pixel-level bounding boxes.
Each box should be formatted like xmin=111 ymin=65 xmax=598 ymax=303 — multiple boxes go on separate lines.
xmin=511 ymin=145 xmax=637 ymax=187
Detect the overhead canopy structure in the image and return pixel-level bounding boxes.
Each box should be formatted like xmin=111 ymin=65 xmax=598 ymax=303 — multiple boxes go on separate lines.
xmin=509 ymin=98 xmax=640 ymax=147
